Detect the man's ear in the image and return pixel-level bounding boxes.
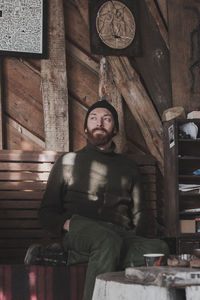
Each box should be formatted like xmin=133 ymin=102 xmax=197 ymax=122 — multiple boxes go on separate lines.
xmin=112 ymin=128 xmax=117 ymax=137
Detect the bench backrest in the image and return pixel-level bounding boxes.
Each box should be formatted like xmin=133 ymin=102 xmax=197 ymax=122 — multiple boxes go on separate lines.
xmin=0 ymin=150 xmax=159 ymax=264
xmin=0 ymin=150 xmax=60 ymax=264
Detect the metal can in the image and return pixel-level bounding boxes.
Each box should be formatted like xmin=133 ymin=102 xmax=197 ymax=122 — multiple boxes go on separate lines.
xmin=195 ymin=217 xmax=200 ymax=233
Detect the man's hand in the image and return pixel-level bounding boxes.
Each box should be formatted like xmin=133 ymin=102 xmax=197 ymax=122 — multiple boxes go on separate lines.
xmin=63 ymin=219 xmax=70 ymax=231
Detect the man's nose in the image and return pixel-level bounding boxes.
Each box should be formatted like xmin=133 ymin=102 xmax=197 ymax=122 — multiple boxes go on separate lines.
xmin=96 ymin=118 xmax=103 ymax=127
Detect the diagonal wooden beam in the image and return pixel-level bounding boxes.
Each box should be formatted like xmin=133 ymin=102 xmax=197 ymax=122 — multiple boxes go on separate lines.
xmin=156 ymin=0 xmax=168 ymax=25
xmin=144 ymin=0 xmax=169 ymax=49
xmin=67 ymin=41 xmax=99 ymax=74
xmin=41 ymin=0 xmax=69 ymax=151
xmin=73 ymin=0 xmax=89 ymax=26
xmin=5 ymin=116 xmax=45 ymax=149
xmin=107 ymin=56 xmax=164 ymax=174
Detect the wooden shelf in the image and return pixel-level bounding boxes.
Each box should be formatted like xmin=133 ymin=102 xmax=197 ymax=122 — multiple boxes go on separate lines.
xmin=164 ymin=119 xmax=200 ymax=252
xmin=179 ymin=175 xmax=200 ymax=184
xmin=180 ymin=233 xmax=200 ymax=237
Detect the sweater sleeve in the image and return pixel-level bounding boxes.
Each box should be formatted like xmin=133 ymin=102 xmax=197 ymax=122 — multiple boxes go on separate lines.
xmin=38 ymin=154 xmax=70 ymax=236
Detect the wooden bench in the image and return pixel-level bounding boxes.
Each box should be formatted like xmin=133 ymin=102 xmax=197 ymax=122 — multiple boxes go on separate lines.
xmin=0 ymin=150 xmax=160 ymax=264
xmin=0 ymin=149 xmax=61 ymax=264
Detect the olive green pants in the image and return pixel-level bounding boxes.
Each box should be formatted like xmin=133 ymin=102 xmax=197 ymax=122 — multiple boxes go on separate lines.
xmin=62 ymin=215 xmax=169 ymax=300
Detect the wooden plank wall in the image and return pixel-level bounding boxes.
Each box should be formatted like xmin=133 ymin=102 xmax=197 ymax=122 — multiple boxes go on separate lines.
xmin=0 ymin=0 xmax=171 ymax=157
xmin=0 ymin=0 xmax=172 ymax=240
xmin=168 ymin=0 xmax=200 ymax=113
xmin=3 ymin=58 xmax=44 ymax=150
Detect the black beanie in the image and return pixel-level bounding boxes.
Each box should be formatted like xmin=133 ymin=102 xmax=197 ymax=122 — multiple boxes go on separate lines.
xmin=84 ymin=100 xmax=119 ymax=131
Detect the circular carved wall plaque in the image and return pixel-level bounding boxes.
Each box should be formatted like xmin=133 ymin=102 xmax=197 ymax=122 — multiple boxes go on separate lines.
xmin=96 ymin=1 xmax=136 ymax=49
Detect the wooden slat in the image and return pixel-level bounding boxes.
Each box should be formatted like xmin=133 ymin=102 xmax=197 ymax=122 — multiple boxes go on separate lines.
xmin=0 ymin=249 xmax=28 ymax=257
xmin=0 ymin=220 xmax=41 ymax=228
xmin=0 ymin=201 xmax=40 ymax=209
xmin=0 ymin=191 xmax=43 ymax=199
xmin=0 ymin=181 xmax=46 ymax=190
xmin=0 ymin=211 xmax=38 ymax=218
xmin=0 ymin=238 xmax=56 ymax=248
xmin=0 ymin=172 xmax=49 ymax=181
xmin=0 ymin=239 xmax=38 ymax=248
xmin=0 ymin=230 xmax=46 ymax=238
xmin=0 ymin=149 xmax=61 ymax=162
xmin=0 ymin=162 xmax=53 ymax=171
xmin=0 ymin=257 xmax=24 ymax=264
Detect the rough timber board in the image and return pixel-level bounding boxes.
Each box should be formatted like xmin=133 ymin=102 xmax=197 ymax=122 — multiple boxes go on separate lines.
xmin=64 ymin=0 xmax=91 ymax=54
xmin=132 ymin=0 xmax=172 ymax=117
xmin=4 ymin=58 xmax=44 ymax=139
xmin=168 ymin=0 xmax=200 ymax=112
xmin=6 ymin=119 xmax=44 ymax=151
xmin=93 ymin=270 xmax=200 ymax=300
xmin=41 ymin=0 xmax=69 ymax=152
xmin=125 ymin=266 xmax=200 ymax=287
xmin=93 ymin=272 xmax=175 ymax=300
xmin=67 ymin=55 xmax=99 ymax=105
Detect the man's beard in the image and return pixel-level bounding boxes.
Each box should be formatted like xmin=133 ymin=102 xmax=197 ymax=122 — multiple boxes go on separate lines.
xmin=86 ymin=128 xmax=114 ymax=147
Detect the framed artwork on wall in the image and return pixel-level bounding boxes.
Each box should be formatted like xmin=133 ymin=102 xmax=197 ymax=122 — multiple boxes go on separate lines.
xmin=89 ymin=0 xmax=141 ymax=56
xmin=0 ymin=0 xmax=48 ymax=58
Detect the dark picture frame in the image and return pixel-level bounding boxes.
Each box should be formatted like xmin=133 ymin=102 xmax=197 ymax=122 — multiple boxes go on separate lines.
xmin=0 ymin=0 xmax=48 ymax=58
xmin=89 ymin=0 xmax=141 ymax=57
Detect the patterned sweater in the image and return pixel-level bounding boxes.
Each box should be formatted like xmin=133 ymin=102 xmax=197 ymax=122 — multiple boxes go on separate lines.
xmin=39 ymin=142 xmax=145 ymax=236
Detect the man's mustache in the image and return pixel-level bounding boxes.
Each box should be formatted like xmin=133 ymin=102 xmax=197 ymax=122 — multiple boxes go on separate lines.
xmin=92 ymin=128 xmax=107 ymax=134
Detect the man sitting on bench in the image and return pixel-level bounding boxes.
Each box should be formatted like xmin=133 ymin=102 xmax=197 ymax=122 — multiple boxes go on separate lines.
xmin=39 ymin=100 xmax=169 ymax=300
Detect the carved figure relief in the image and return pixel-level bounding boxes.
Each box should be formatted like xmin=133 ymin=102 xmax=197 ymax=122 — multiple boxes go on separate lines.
xmin=96 ymin=1 xmax=136 ymax=49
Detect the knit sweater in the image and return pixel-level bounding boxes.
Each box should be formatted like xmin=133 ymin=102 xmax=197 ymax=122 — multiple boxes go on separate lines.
xmin=39 ymin=142 xmax=145 ymax=236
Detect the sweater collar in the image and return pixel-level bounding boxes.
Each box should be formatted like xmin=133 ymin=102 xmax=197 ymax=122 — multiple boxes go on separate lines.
xmin=86 ymin=140 xmax=116 ymax=155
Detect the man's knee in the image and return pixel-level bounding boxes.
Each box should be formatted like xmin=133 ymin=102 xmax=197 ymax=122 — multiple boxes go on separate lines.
xmin=97 ymin=231 xmax=123 ymax=256
xmin=158 ymin=239 xmax=170 ymax=256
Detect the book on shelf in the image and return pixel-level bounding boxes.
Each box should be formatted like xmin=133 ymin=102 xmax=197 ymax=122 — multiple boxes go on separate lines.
xmin=179 ymin=184 xmax=200 ymax=192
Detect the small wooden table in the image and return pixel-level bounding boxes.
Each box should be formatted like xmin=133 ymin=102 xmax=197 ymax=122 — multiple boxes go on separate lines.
xmin=92 ymin=267 xmax=200 ymax=300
